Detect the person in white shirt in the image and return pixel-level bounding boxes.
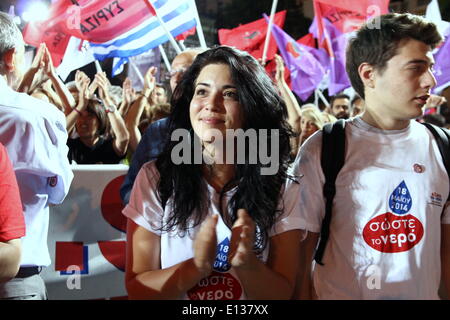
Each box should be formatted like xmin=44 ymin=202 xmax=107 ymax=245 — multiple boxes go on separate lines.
xmin=123 ymin=46 xmax=302 ymax=300
xmin=0 ymin=12 xmax=73 ymax=299
xmin=294 ymin=13 xmax=450 ymax=300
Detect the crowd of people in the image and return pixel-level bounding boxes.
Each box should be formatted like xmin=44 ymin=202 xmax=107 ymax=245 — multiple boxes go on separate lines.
xmin=0 ymin=10 xmax=449 ymax=300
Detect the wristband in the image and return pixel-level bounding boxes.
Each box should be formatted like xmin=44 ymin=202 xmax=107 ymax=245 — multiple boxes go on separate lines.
xmin=72 ymin=107 xmax=82 ymax=115
xmin=138 ymin=92 xmax=150 ymax=99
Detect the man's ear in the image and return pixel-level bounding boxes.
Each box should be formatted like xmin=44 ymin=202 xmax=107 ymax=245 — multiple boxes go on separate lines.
xmin=358 ymin=63 xmax=375 ymax=89
xmin=2 ymin=48 xmax=16 ymax=73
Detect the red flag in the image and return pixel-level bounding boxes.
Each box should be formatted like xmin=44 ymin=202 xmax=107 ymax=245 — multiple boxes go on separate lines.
xmin=22 ymin=0 xmax=74 ymax=67
xmin=23 ymin=24 xmax=72 ymax=67
xmin=23 ymin=0 xmax=156 ymax=67
xmin=313 ymin=0 xmax=390 ymax=42
xmin=175 ymin=26 xmax=196 ymax=41
xmin=297 ymin=33 xmax=315 ymax=48
xmin=218 ymin=10 xmax=286 ymax=60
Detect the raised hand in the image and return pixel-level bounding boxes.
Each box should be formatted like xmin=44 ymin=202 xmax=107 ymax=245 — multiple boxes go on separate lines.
xmin=75 ymin=70 xmax=89 ymax=93
xmin=76 ymin=71 xmax=91 ymax=110
xmin=43 ymin=45 xmax=57 ymax=79
xmin=122 ymin=77 xmax=135 ymax=106
xmin=228 ymin=209 xmax=256 ymax=269
xmin=193 ymin=215 xmax=218 ymax=277
xmin=425 ymin=94 xmax=447 ymax=110
xmin=143 ymin=66 xmax=157 ymax=98
xmin=95 ymin=72 xmax=114 ymax=106
xmin=274 ymin=54 xmax=285 ymax=83
xmin=31 ymin=43 xmax=46 ymax=71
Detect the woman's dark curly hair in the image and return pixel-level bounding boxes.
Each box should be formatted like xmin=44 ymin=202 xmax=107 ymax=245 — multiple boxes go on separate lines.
xmin=155 ymin=46 xmax=294 ymax=251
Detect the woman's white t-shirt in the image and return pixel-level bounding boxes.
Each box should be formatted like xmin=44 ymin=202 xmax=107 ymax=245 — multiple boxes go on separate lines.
xmin=123 ymin=161 xmax=302 ymax=300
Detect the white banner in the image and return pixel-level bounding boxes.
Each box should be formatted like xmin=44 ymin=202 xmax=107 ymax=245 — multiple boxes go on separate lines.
xmin=41 ymin=164 xmax=129 ymax=300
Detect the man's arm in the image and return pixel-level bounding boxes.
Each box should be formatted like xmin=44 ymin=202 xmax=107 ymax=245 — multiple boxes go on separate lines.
xmin=0 ymin=239 xmax=21 ymax=282
xmin=0 ymin=145 xmax=25 ymax=282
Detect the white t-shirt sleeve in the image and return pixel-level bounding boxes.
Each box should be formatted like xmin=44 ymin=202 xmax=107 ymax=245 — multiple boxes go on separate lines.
xmin=291 ymin=131 xmax=326 ymax=233
xmin=269 ymin=176 xmax=303 ymax=237
xmin=2 ymin=99 xmax=73 ymax=205
xmin=122 ymin=161 xmax=164 ymax=235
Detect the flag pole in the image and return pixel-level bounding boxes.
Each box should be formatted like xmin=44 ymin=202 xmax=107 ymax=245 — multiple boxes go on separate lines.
xmin=94 ymin=60 xmax=103 ymax=73
xmin=314 ymin=89 xmax=319 ymax=107
xmin=159 ymin=44 xmax=171 ymax=72
xmin=178 ymin=40 xmax=187 ymax=51
xmin=261 ymin=0 xmax=278 ymax=65
xmin=144 ymin=0 xmax=182 ymax=54
xmin=316 ymin=88 xmax=329 ymax=108
xmin=188 ymin=0 xmax=207 ymax=49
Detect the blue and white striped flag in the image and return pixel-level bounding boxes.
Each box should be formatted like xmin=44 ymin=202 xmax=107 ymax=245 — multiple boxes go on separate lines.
xmin=89 ymin=0 xmax=197 ymax=76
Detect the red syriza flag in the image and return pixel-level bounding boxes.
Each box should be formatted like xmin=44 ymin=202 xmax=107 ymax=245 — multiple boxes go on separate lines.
xmin=313 ymin=0 xmax=390 ymax=42
xmin=176 ymin=26 xmax=196 ymax=41
xmin=218 ymin=10 xmax=286 ymax=60
xmin=23 ymin=0 xmax=155 ymax=66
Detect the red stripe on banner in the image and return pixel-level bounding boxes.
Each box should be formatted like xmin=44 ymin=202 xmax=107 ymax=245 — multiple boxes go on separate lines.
xmin=101 ymin=175 xmax=127 ymax=233
xmin=98 ymin=241 xmax=126 ymax=271
xmin=55 ymin=241 xmax=84 ymax=271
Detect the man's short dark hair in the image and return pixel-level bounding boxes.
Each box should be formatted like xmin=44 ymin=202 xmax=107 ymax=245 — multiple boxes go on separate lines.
xmin=330 ymin=93 xmax=350 ymax=107
xmin=346 ymin=13 xmax=443 ymax=99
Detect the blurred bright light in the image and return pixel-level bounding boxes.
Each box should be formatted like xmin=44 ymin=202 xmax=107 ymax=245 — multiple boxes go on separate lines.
xmin=22 ymin=2 xmax=49 ymax=22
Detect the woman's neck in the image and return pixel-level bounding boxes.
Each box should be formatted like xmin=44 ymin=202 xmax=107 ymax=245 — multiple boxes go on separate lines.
xmin=203 ymin=163 xmax=235 ymax=192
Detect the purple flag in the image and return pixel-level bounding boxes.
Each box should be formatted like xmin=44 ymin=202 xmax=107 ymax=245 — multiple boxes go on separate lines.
xmin=268 ymin=20 xmax=326 ymax=101
xmin=309 ymin=17 xmax=351 ymax=95
xmin=433 ymin=26 xmax=450 ymax=92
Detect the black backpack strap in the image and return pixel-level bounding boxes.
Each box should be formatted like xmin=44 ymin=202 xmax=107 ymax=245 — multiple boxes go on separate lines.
xmin=421 ymin=122 xmax=450 ymax=201
xmin=315 ymin=119 xmax=346 ymax=265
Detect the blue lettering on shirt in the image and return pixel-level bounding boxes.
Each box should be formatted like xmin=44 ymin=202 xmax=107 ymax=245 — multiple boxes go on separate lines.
xmin=389 ymin=180 xmax=412 ymax=215
xmin=213 ymin=238 xmax=231 ymax=272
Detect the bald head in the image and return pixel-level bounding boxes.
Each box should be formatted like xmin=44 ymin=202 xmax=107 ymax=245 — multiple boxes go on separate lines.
xmin=170 ymin=48 xmax=204 ymax=92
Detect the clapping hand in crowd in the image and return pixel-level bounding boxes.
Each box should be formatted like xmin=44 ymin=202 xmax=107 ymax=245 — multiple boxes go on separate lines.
xmin=143 ymin=66 xmax=157 ymax=101
xmin=123 ymin=66 xmax=157 ymax=153
xmin=228 ymin=209 xmax=256 ymax=269
xmin=66 ymin=70 xmax=91 ymax=133
xmin=19 ymin=43 xmax=76 ymax=113
xmin=425 ymin=94 xmax=447 ymax=110
xmin=96 ymin=71 xmax=115 ymax=109
xmin=193 ymin=215 xmax=219 ymax=277
xmin=274 ymin=54 xmax=285 ymax=84
xmin=18 ymin=43 xmax=46 ymax=93
xmin=119 ymin=77 xmax=135 ymax=117
xmin=75 ymin=70 xmax=91 ymax=112
xmin=95 ymin=71 xmax=130 ymax=155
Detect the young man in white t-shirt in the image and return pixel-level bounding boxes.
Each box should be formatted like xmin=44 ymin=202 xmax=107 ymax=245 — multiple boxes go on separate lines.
xmin=294 ymin=13 xmax=450 ymax=300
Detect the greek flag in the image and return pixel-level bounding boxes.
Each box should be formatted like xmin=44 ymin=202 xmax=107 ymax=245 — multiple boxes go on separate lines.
xmin=89 ymin=0 xmax=197 ymax=76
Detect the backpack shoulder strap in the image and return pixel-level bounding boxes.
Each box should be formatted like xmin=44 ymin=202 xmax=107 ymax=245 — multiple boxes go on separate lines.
xmin=315 ymin=119 xmax=346 ymax=265
xmin=421 ymin=122 xmax=450 ymax=201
